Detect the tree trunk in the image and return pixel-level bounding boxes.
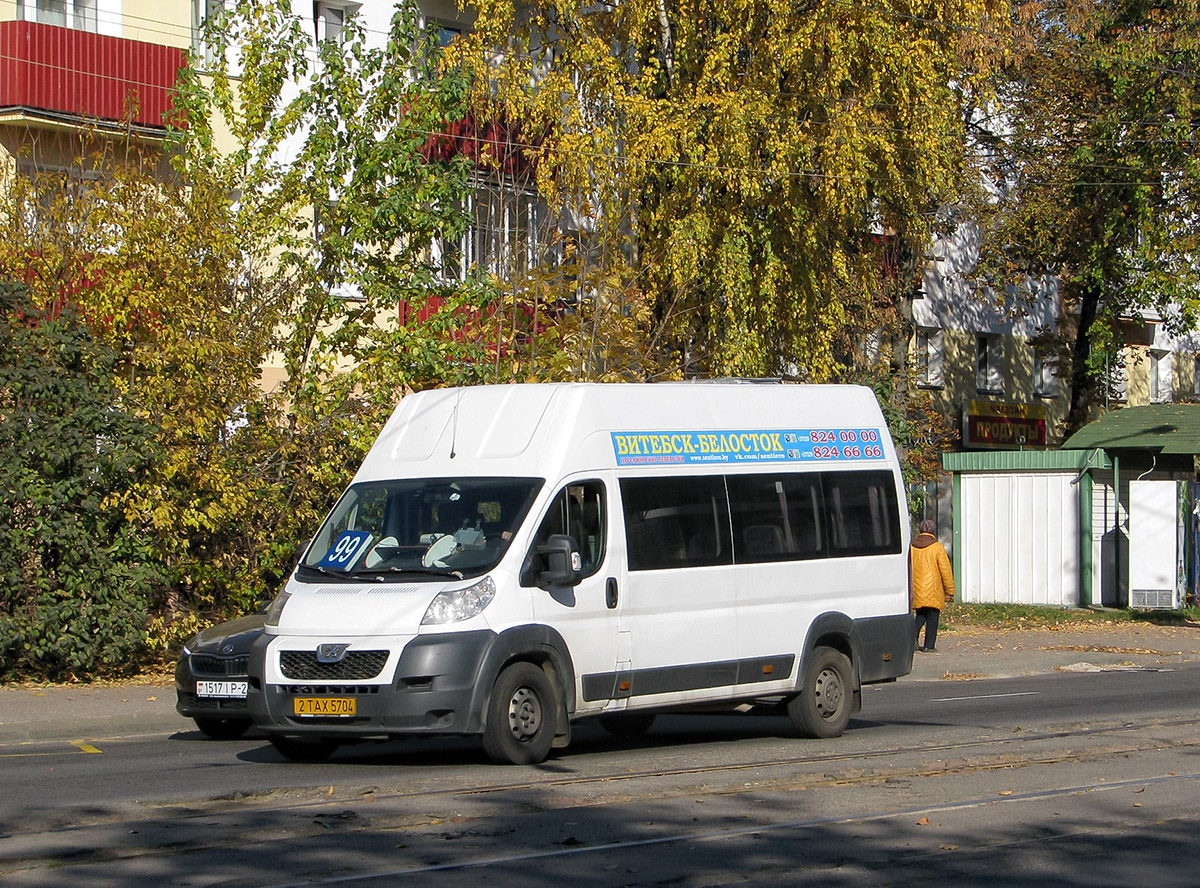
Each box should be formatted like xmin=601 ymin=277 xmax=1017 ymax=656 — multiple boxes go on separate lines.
xmin=655 ymin=0 xmax=674 ymax=85
xmin=1064 ymin=283 xmax=1100 ymax=438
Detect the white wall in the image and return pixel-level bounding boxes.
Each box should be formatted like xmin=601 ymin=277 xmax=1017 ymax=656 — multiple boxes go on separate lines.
xmin=915 ymin=221 xmax=1060 ymax=338
xmin=959 ymin=472 xmax=1079 ymax=606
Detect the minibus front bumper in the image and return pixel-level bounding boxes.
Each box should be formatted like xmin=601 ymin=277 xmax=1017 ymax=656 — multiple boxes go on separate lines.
xmin=248 ymin=629 xmax=498 ymax=739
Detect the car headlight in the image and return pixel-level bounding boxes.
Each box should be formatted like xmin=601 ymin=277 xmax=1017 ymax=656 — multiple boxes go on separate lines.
xmin=422 ymin=576 xmax=496 ymax=625
xmin=264 ymin=590 xmax=292 ymax=627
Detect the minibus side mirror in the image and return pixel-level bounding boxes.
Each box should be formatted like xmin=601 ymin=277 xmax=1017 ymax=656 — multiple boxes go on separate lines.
xmin=530 ymin=533 xmax=583 ymax=588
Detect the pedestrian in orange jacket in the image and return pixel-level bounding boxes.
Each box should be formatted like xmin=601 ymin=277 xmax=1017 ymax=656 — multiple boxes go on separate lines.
xmin=910 ymin=519 xmax=955 ymax=652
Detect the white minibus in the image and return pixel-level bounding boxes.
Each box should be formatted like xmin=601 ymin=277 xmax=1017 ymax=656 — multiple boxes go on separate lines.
xmin=248 ymin=381 xmax=914 ymax=763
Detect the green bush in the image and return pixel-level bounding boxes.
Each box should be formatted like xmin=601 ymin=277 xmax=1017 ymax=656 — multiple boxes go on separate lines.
xmin=0 ymin=284 xmax=164 ymax=679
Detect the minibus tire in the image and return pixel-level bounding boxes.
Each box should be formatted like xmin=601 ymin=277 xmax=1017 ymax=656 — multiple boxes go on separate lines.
xmin=269 ymin=735 xmax=339 ymax=762
xmin=194 ymin=717 xmax=252 ymax=740
xmin=482 ymin=662 xmax=557 ymax=765
xmin=788 ymin=647 xmax=853 ymax=739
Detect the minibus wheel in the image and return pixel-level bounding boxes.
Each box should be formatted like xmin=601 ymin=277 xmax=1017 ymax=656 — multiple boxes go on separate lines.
xmin=787 ymin=647 xmax=853 ymax=739
xmin=483 ymin=662 xmax=557 ymax=765
xmin=269 ymin=735 xmax=339 ymax=762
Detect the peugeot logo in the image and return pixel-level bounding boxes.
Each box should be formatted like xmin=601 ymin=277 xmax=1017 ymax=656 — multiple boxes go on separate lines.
xmin=317 ymin=643 xmax=349 ymax=663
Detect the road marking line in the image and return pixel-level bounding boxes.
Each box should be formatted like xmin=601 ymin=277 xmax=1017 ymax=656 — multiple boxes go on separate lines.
xmin=0 ymin=740 xmax=103 ymax=757
xmin=930 ymin=691 xmax=1041 ymax=703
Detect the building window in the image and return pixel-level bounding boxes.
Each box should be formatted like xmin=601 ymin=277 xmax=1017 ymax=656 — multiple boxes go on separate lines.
xmin=1033 ymin=347 xmax=1058 ymax=397
xmin=1149 ymin=349 xmax=1173 ymax=403
xmin=314 ymin=202 xmax=362 ymax=301
xmin=975 ymin=334 xmax=1003 ymax=395
xmin=1103 ymin=348 xmax=1128 ymax=403
xmin=434 ymin=185 xmax=546 ymax=283
xmin=914 ymin=328 xmax=944 ymax=388
xmin=193 ymin=0 xmax=223 ymax=60
xmin=17 ymin=0 xmax=97 ymax=32
xmin=314 ymin=2 xmax=358 ymax=44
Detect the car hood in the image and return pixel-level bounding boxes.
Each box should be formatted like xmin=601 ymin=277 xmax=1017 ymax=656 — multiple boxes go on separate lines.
xmin=272 ymin=581 xmax=452 ymax=637
xmin=190 ymin=614 xmax=267 ymax=654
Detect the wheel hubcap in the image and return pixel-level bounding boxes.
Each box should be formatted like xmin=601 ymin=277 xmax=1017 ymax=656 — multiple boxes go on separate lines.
xmin=814 ymin=667 xmax=844 ymax=718
xmin=507 ymin=687 xmax=542 ymax=741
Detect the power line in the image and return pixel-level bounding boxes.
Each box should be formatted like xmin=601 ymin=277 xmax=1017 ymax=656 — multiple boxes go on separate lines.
xmin=822 ymin=0 xmax=1200 ymax=81
xmin=1 ymin=4 xmax=1196 ymax=192
xmin=0 ymin=44 xmax=1183 ymax=192
xmin=2 ymin=38 xmax=1193 ymax=176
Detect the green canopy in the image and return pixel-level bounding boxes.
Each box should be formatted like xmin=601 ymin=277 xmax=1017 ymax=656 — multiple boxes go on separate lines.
xmin=1062 ymin=405 xmax=1200 ymax=454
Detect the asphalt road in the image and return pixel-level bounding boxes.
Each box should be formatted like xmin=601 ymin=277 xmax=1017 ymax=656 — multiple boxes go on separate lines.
xmin=3 ymin=662 xmax=1199 ymax=887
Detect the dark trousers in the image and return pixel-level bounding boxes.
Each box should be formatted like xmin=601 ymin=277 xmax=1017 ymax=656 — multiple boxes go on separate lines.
xmin=914 ymin=607 xmax=940 ymax=650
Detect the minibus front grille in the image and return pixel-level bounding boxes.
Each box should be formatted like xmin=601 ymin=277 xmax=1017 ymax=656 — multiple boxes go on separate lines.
xmin=190 ymin=655 xmax=250 ymax=677
xmin=279 ymin=650 xmax=390 ymax=680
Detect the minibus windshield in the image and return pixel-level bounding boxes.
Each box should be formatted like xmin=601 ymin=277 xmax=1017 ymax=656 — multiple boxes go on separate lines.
xmin=297 ymin=477 xmax=542 ymax=581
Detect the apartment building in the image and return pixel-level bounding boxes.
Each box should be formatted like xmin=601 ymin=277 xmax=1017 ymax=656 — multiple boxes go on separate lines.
xmin=912 ymin=221 xmax=1200 ymax=452
xmin=0 ymin=0 xmax=191 ymax=176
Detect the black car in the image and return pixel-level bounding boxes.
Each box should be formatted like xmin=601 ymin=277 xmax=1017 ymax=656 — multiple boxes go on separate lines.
xmin=174 ymin=613 xmax=265 ymax=739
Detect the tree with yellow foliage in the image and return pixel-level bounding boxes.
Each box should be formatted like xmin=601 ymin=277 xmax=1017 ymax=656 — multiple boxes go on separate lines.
xmin=458 ymin=0 xmax=1002 ymax=381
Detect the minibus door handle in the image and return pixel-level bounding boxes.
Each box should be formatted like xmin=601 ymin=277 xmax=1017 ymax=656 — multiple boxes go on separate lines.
xmin=605 ymin=577 xmax=618 ymax=609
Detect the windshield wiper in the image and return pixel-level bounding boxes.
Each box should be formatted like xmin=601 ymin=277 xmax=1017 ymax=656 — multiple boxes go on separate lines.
xmin=366 ymin=566 xmax=464 ymax=580
xmin=299 ymin=564 xmax=385 ymax=582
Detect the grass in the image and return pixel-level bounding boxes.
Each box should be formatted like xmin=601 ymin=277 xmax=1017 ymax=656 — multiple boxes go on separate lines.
xmin=942 ymin=602 xmax=1200 ymax=631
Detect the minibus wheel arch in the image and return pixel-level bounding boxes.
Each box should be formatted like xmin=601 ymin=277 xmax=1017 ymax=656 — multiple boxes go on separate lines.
xmin=475 ymin=627 xmax=575 ymax=759
xmin=792 ymin=612 xmax=863 ymax=736
xmin=801 ymin=612 xmax=857 ymax=670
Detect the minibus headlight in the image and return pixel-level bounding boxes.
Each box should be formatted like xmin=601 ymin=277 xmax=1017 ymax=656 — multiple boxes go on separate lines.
xmin=264 ymin=590 xmax=292 ymax=627
xmin=422 ymin=576 xmax=496 ymax=625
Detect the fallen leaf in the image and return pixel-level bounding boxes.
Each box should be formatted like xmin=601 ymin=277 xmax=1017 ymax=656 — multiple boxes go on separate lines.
xmin=1134 ymin=803 xmax=1143 ymax=808
xmin=916 ymin=817 xmax=931 ymax=826
xmin=999 ymin=790 xmax=1013 ymax=796
xmin=146 ymin=696 xmax=157 ymax=702
xmin=941 ymin=845 xmax=959 ymax=851
xmin=1133 ymin=788 xmax=1145 ymax=793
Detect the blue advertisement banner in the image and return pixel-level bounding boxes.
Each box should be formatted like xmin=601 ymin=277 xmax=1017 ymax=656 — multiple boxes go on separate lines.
xmin=611 ymin=429 xmax=887 ymax=466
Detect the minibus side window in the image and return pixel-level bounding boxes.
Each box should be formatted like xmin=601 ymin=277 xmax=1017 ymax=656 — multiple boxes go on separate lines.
xmin=620 ymin=476 xmax=733 ymax=571
xmin=727 ymin=473 xmax=825 ymax=563
xmin=822 ymin=470 xmax=901 ymax=557
xmin=529 ymin=481 xmax=607 ymax=577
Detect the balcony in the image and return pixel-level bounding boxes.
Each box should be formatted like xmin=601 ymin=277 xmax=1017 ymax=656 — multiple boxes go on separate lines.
xmin=0 ymin=20 xmax=186 ymax=132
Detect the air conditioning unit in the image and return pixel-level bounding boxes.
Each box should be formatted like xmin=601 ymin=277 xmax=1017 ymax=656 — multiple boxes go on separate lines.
xmin=1130 ymin=588 xmax=1179 ymax=610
